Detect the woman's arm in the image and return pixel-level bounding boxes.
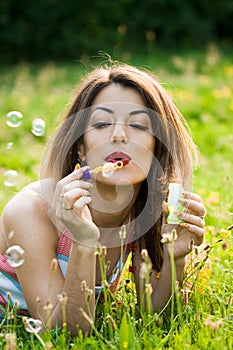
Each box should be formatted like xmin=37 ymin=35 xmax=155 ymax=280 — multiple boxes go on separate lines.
xmin=134 ymin=191 xmax=206 ymax=313
xmin=1 ymin=190 xmax=97 ymax=335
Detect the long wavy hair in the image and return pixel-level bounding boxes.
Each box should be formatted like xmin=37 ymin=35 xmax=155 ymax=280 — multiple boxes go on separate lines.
xmin=42 ymin=63 xmax=198 ymax=271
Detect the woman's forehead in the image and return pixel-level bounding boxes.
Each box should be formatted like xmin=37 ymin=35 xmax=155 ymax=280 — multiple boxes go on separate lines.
xmin=92 ymin=84 xmax=146 ymax=106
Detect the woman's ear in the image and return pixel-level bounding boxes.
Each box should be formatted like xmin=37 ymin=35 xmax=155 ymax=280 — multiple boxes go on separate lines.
xmin=78 ymin=144 xmax=86 ymax=163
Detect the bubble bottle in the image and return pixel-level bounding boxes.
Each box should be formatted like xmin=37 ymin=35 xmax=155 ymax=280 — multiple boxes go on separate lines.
xmin=167 ymin=183 xmax=183 ymax=224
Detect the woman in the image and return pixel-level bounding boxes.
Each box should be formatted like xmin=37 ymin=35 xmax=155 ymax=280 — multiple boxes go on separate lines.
xmin=0 ymin=63 xmax=206 ymax=335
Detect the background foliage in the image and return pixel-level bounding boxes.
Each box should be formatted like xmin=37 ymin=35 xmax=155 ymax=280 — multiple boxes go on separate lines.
xmin=0 ymin=0 xmax=233 ymax=63
xmin=0 ymin=1 xmax=232 ymax=347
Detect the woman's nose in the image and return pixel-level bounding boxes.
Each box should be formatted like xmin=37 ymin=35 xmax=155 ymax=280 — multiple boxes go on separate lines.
xmin=110 ymin=122 xmax=128 ymax=144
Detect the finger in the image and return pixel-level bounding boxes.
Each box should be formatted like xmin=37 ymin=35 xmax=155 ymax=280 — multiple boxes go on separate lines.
xmin=52 ymin=166 xmax=91 ymax=209
xmin=63 ymin=189 xmax=91 ymax=207
xmin=179 ymin=198 xmax=206 ymax=217
xmin=178 ymin=224 xmax=205 ymax=246
xmin=182 ymin=191 xmax=201 ymax=202
xmin=63 ymin=180 xmax=93 ymax=193
xmin=60 ymin=166 xmax=90 ymax=187
xmin=73 ymin=196 xmax=92 ymax=216
xmin=176 ymin=212 xmax=205 ymax=228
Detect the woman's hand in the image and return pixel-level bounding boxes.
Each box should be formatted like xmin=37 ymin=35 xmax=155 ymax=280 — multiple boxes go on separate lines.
xmin=52 ymin=166 xmax=100 ymax=247
xmin=162 ymin=191 xmax=206 ymax=260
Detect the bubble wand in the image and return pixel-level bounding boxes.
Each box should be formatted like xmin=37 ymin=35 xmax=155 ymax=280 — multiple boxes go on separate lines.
xmin=75 ymin=160 xmax=126 ymax=180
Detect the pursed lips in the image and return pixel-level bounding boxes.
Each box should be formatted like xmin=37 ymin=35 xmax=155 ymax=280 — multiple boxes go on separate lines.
xmin=105 ymin=152 xmax=131 ymax=166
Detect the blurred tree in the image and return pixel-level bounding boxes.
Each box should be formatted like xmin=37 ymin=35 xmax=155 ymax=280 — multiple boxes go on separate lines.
xmin=0 ymin=0 xmax=232 ymax=63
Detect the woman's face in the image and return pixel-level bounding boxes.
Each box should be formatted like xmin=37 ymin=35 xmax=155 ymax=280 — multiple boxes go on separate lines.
xmin=80 ymin=84 xmax=155 ymax=186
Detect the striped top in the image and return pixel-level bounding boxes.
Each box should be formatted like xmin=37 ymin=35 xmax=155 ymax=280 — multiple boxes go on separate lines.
xmin=0 ymin=226 xmax=132 ymax=318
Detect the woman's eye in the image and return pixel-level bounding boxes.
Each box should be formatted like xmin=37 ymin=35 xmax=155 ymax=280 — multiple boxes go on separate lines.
xmin=130 ymin=123 xmax=149 ymax=131
xmin=92 ymin=122 xmax=112 ymax=129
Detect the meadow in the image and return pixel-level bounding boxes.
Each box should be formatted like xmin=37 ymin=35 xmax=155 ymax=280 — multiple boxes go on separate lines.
xmin=0 ymin=45 xmax=232 ymax=349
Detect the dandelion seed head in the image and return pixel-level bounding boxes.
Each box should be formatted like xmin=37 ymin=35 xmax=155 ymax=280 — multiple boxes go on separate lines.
xmin=14 ymin=300 xmax=19 ymax=308
xmin=101 ymin=245 xmax=107 ymax=256
xmin=81 ymin=280 xmax=87 ymax=292
xmin=7 ymin=313 xmax=15 ymax=320
xmin=43 ymin=302 xmax=53 ymax=311
xmin=57 ymin=292 xmax=68 ymax=305
xmin=119 ymin=225 xmax=126 ymax=240
xmin=86 ymin=288 xmax=94 ymax=302
xmin=6 ymin=292 xmax=12 ymax=300
xmin=141 ymin=249 xmax=148 ymax=260
xmin=145 ymin=283 xmax=153 ymax=295
xmin=45 ymin=341 xmax=54 ymax=350
xmin=50 ymin=258 xmax=58 ymax=272
xmin=161 ymin=233 xmax=173 ymax=244
xmin=106 ymin=260 xmax=111 ymax=270
xmin=5 ymin=333 xmax=17 ymax=349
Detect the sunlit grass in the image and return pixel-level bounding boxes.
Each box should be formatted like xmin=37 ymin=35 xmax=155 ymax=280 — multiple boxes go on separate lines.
xmin=0 ymin=45 xmax=232 ymax=348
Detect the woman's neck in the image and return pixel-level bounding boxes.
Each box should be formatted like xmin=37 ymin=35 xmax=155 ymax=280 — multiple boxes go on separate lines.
xmin=89 ymin=182 xmax=140 ymax=228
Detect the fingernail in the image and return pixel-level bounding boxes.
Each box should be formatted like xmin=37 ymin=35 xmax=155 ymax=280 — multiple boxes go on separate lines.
xmin=182 ymin=190 xmax=192 ymax=197
xmin=178 ymin=199 xmax=187 ymax=206
xmin=179 ymin=222 xmax=190 ymax=228
xmin=174 ymin=211 xmax=183 ymax=218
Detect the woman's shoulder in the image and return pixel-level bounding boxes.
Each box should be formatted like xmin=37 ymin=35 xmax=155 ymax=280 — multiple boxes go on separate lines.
xmin=23 ymin=178 xmax=55 ymax=199
xmin=0 ymin=179 xmax=59 ymax=252
xmin=2 ymin=179 xmax=55 ymax=222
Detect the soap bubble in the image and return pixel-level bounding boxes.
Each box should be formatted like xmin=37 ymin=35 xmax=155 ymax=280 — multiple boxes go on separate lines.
xmin=3 ymin=170 xmax=19 ymax=187
xmin=31 ymin=118 xmax=46 ymax=136
xmin=5 ymin=245 xmax=25 ymax=267
xmin=102 ymin=162 xmax=115 ymax=177
xmin=6 ymin=142 xmax=14 ymax=150
xmin=25 ymin=318 xmax=43 ymax=334
xmin=6 ymin=111 xmax=23 ymax=128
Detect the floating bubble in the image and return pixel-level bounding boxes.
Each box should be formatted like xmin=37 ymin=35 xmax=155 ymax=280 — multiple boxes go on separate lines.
xmin=6 ymin=142 xmax=14 ymax=150
xmin=25 ymin=318 xmax=43 ymax=334
xmin=5 ymin=245 xmax=25 ymax=267
xmin=6 ymin=111 xmax=23 ymax=128
xmin=31 ymin=118 xmax=46 ymax=136
xmin=3 ymin=170 xmax=19 ymax=187
xmin=102 ymin=162 xmax=115 ymax=178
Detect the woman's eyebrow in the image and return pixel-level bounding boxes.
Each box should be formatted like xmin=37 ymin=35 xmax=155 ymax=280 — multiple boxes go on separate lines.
xmin=93 ymin=106 xmax=150 ymax=117
xmin=94 ymin=106 xmax=114 ymax=114
xmin=129 ymin=109 xmax=150 ymax=116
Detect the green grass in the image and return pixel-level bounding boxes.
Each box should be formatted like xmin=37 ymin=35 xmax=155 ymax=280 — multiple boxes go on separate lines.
xmin=0 ymin=45 xmax=232 ymax=348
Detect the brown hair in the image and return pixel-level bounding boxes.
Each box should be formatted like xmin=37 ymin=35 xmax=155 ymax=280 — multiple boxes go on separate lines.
xmin=42 ymin=63 xmax=198 ymax=271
